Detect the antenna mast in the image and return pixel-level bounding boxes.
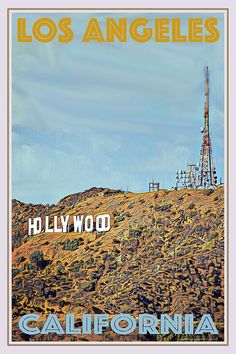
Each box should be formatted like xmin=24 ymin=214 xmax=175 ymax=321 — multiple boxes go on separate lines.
xmin=197 ymin=66 xmax=217 ymax=188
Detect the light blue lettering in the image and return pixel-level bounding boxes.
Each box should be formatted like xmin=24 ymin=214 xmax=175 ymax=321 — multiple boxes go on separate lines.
xmin=161 ymin=314 xmax=182 ymax=334
xmin=195 ymin=314 xmax=218 ymax=335
xmin=111 ymin=314 xmax=136 ymax=335
xmin=41 ymin=314 xmax=64 ymax=335
xmin=18 ymin=314 xmax=40 ymax=335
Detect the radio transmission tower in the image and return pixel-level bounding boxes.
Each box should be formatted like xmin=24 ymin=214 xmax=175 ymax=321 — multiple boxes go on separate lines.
xmin=197 ymin=66 xmax=217 ymax=188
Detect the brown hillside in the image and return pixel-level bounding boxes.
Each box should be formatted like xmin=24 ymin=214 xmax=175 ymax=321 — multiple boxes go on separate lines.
xmin=11 ymin=186 xmax=224 ymax=342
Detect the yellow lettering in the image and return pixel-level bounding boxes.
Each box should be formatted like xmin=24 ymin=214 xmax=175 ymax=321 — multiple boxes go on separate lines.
xmin=32 ymin=18 xmax=57 ymax=43
xmin=106 ymin=18 xmax=127 ymax=42
xmin=129 ymin=18 xmax=152 ymax=43
xmin=205 ymin=18 xmax=220 ymax=43
xmin=172 ymin=18 xmax=187 ymax=42
xmin=17 ymin=18 xmax=32 ymax=42
xmin=155 ymin=18 xmax=170 ymax=42
xmin=58 ymin=18 xmax=74 ymax=43
xmin=188 ymin=18 xmax=203 ymax=42
xmin=82 ymin=18 xmax=105 ymax=42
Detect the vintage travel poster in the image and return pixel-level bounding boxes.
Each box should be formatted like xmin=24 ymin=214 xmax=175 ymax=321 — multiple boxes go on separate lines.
xmin=8 ymin=9 xmax=227 ymax=345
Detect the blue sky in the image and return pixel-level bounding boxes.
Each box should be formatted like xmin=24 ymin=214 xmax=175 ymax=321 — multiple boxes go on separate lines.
xmin=12 ymin=12 xmax=225 ymax=204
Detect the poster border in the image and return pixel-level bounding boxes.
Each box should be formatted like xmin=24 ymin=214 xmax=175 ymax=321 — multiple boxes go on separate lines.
xmin=7 ymin=7 xmax=229 ymax=346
